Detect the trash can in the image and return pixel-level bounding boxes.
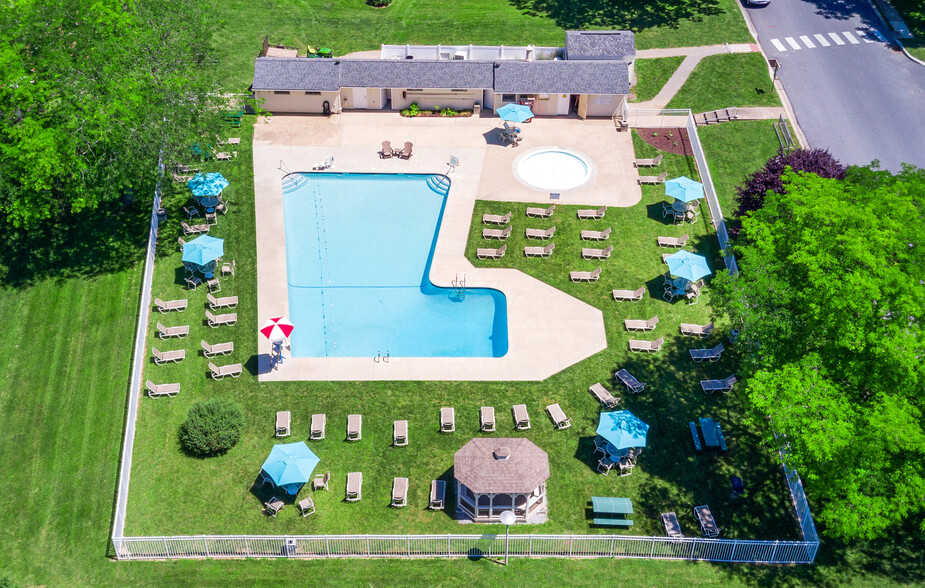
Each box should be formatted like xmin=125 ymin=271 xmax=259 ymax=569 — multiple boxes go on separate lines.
xmin=473 ymin=101 xmax=480 ymax=115
xmin=283 ymin=538 xmax=297 ymax=556
xmin=156 ymin=208 xmax=167 ymax=222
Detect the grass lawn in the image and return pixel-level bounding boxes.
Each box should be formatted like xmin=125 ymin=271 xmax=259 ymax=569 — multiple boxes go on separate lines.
xmin=210 ymin=0 xmax=752 ymax=90
xmin=889 ymin=0 xmax=925 ymax=61
xmin=630 ymin=56 xmax=685 ymax=103
xmin=666 ymin=53 xmax=782 ymax=113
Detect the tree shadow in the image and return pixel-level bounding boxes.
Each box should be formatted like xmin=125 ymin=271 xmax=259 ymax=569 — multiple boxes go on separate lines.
xmin=508 ymin=0 xmax=724 ymax=31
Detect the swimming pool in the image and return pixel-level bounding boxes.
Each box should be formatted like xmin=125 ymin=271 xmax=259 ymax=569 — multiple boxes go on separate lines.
xmin=282 ymin=173 xmax=508 ymax=358
xmin=513 ymin=147 xmax=594 ymax=192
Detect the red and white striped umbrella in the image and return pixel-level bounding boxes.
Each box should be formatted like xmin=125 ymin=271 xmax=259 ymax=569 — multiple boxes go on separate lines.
xmin=260 ymin=317 xmax=294 ymax=342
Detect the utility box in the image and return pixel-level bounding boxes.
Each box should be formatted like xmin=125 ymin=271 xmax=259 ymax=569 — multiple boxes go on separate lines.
xmin=473 ymin=101 xmax=480 ymax=115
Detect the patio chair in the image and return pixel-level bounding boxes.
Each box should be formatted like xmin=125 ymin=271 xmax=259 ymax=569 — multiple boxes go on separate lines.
xmin=181 ymin=220 xmax=209 ymax=235
xmin=209 ymin=361 xmax=243 ymax=380
xmin=597 ymin=456 xmax=615 ymax=475
xmin=200 ymin=339 xmax=233 ymax=357
xmin=525 ymin=226 xmax=555 ymax=240
xmin=476 ymin=244 xmax=507 ymax=259
xmin=482 ymin=212 xmax=511 ymax=225
xmin=206 ymin=310 xmax=237 ymax=327
xmin=612 ymin=287 xmax=645 ymax=302
xmin=310 ymin=413 xmax=326 ymax=440
xmin=512 ymin=404 xmax=530 ymax=431
xmin=694 ymin=505 xmax=720 ymax=537
xmin=152 ymin=347 xmax=185 ymax=365
xmin=205 ymin=209 xmax=217 ymax=225
xmin=524 ymin=243 xmax=555 ymax=258
xmin=480 ymin=406 xmax=495 ymax=432
xmin=662 ymin=253 xmax=673 ymax=264
xmin=221 ymin=259 xmax=236 ymax=277
xmin=581 ymin=227 xmax=612 ymax=241
xmin=661 ymin=512 xmax=684 ymax=538
xmin=614 ymin=369 xmax=646 ymax=394
xmin=482 ymin=226 xmax=512 ymax=240
xmin=312 ymin=471 xmax=330 ymax=491
xmin=207 ymin=293 xmax=238 ymax=311
xmin=275 ymin=411 xmax=291 ymax=438
xmin=690 ymin=343 xmax=725 ymax=363
xmin=618 ymin=457 xmax=634 ymax=477
xmin=393 ymin=420 xmax=408 ymax=447
xmin=624 ymin=316 xmax=659 ymax=332
xmin=398 ymin=142 xmax=413 ymax=160
xmin=178 ymin=237 xmax=186 ymax=252
xmin=145 ymin=380 xmax=180 ymax=398
xmin=730 ymin=475 xmax=746 ymax=498
xmin=577 ymin=206 xmax=606 ymax=220
xmin=381 ymin=140 xmax=394 ymax=159
xmin=214 ymin=151 xmax=237 ymax=161
xmin=207 ymin=277 xmax=221 ymax=293
xmin=154 ymin=297 xmax=187 ymax=313
xmin=589 ymin=383 xmax=621 ymax=408
xmin=264 ymin=497 xmax=284 ymax=517
xmin=391 ymin=477 xmax=409 ymax=508
xmin=545 ymin=403 xmax=571 ymax=430
xmin=629 ymin=337 xmax=664 ymax=353
xmin=582 ymin=245 xmax=613 ymax=260
xmin=156 ymin=322 xmax=189 ymax=339
xmin=184 ymin=276 xmax=202 ymax=290
xmin=526 ymin=204 xmax=555 ymax=218
xmin=346 ymin=472 xmax=363 ymax=502
xmin=429 ymin=480 xmax=446 ymax=510
xmin=570 ymin=267 xmax=601 ymax=283
xmin=347 ymin=414 xmax=362 ymax=441
xmin=440 ymin=407 xmax=455 ymax=433
xmin=701 ymin=375 xmax=737 ymax=394
xmin=183 ymin=205 xmax=200 ymax=220
xmin=215 ymin=202 xmax=228 ymax=215
xmin=634 ymin=153 xmax=663 ymax=167
xmin=297 ymin=496 xmax=316 ymax=517
xmin=638 ymin=171 xmax=668 ymax=185
xmin=502 ymin=121 xmax=522 ymax=135
xmin=593 ymin=435 xmax=608 ymax=456
xmin=657 ymin=234 xmax=689 ymax=248
xmin=680 ymin=322 xmax=714 ymax=338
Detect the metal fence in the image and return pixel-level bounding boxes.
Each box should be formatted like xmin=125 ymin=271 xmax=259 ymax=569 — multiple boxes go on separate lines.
xmin=114 ymin=533 xmax=817 ymax=563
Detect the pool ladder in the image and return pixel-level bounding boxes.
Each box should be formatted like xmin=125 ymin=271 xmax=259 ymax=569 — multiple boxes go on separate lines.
xmin=452 ymin=274 xmax=466 ymax=301
xmin=374 ymin=350 xmax=390 ymax=363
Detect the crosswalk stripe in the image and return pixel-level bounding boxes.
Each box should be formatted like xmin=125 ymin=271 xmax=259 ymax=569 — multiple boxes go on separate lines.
xmin=843 ymin=31 xmax=860 ymax=44
xmin=829 ymin=32 xmax=845 ymax=45
xmin=799 ymin=35 xmax=816 ymax=48
xmin=813 ymin=34 xmax=830 ymax=47
xmin=785 ymin=37 xmax=802 ymax=50
xmin=771 ymin=38 xmax=787 ymax=52
xmin=857 ymin=29 xmax=875 ymax=43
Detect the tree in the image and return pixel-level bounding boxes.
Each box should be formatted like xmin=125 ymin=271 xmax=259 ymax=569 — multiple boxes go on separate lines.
xmin=712 ymin=165 xmax=925 ymax=540
xmin=179 ymin=398 xmax=245 ymax=456
xmin=0 ymin=0 xmax=227 ymax=227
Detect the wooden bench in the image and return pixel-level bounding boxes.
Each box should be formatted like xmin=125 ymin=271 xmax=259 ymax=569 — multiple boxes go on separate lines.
xmin=689 ymin=422 xmax=703 ymax=451
xmin=593 ymin=518 xmax=634 ymax=527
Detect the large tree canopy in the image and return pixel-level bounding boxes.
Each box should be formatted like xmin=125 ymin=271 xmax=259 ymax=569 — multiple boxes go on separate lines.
xmin=0 ymin=0 xmax=225 ymax=227
xmin=712 ymin=165 xmax=925 ymax=540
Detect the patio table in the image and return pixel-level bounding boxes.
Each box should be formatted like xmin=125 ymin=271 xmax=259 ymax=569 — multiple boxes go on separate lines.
xmin=592 ymin=496 xmax=633 ymax=515
xmin=672 ymin=277 xmax=692 ymax=291
xmin=700 ymin=418 xmax=719 ymax=447
xmin=671 ymin=200 xmax=697 ymax=213
xmin=199 ymin=196 xmax=219 ymax=208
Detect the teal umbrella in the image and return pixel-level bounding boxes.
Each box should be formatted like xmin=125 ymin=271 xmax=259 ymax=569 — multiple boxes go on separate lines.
xmin=665 ymin=176 xmax=704 ymax=203
xmin=666 ymin=250 xmax=711 ymax=282
xmin=181 ymin=235 xmax=224 ymax=267
xmin=596 ymin=410 xmax=649 ymax=450
xmin=260 ymin=442 xmax=320 ymax=495
xmin=496 ymin=103 xmax=534 ymax=123
xmin=187 ymin=172 xmax=229 ymax=198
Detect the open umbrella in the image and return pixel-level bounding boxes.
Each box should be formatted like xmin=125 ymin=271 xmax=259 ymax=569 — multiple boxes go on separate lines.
xmin=596 ymin=410 xmax=649 ymax=450
xmin=666 ymin=250 xmax=712 ymax=282
xmin=665 ymin=176 xmax=704 ymax=203
xmin=261 ymin=317 xmax=294 ymax=342
xmin=187 ymin=172 xmax=229 ymax=198
xmin=181 ymin=235 xmax=224 ymax=267
xmin=260 ymin=442 xmax=319 ymax=495
xmin=496 ymin=103 xmax=534 ymax=124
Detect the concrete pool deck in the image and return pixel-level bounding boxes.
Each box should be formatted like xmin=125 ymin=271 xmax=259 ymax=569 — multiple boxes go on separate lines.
xmin=253 ymin=112 xmax=640 ymax=381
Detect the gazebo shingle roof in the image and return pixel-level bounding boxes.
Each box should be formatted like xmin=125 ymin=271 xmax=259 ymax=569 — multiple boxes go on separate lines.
xmin=454 ymin=438 xmax=550 ymax=494
xmin=565 ymin=30 xmax=636 ymax=60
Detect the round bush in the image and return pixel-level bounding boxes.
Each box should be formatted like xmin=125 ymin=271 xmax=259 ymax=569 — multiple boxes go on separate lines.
xmin=179 ymin=398 xmax=244 ymax=456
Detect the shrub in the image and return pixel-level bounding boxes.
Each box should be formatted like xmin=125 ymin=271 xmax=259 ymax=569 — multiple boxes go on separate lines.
xmin=179 ymin=398 xmax=244 ymax=456
xmin=735 ymin=148 xmax=846 ymax=219
xmin=366 ymin=0 xmax=391 ymax=6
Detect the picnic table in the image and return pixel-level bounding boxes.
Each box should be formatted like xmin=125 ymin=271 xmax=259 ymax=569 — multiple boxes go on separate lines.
xmin=700 ymin=418 xmax=719 ymax=447
xmin=592 ymin=496 xmax=633 ymax=527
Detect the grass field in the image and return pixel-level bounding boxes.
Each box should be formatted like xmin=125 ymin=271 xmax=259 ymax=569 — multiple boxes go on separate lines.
xmin=630 ymin=56 xmax=685 ymax=103
xmin=666 ymin=53 xmax=782 ymax=113
xmin=210 ymin=0 xmax=752 ymax=90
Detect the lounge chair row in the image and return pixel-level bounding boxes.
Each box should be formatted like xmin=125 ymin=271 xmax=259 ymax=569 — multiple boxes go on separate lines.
xmin=155 ymin=312 xmax=237 ymax=340
xmin=660 ymin=505 xmax=723 ymax=539
xmin=264 ymin=477 xmax=447 ymax=515
xmin=154 ymin=295 xmax=237 ymax=313
xmin=441 ymin=404 xmax=570 ymax=432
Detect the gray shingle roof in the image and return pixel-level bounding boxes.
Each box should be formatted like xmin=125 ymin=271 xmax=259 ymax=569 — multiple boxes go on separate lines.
xmin=454 ymin=438 xmax=550 ymax=494
xmin=339 ymin=60 xmax=493 ymax=89
xmin=566 ymin=31 xmax=636 ymax=60
xmin=493 ymin=60 xmax=629 ymax=95
xmin=253 ymin=57 xmax=340 ymax=92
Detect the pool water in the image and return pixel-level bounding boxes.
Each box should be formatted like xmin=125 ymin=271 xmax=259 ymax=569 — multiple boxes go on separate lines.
xmin=514 ymin=148 xmax=593 ymax=192
xmin=282 ymin=173 xmax=508 ymax=358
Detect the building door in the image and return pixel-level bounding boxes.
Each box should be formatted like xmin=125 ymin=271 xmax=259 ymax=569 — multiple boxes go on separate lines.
xmin=353 ymin=88 xmax=368 ymax=109
xmin=577 ymin=94 xmax=588 ymax=119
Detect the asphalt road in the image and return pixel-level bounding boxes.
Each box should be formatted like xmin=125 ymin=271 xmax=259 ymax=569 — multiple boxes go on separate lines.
xmin=745 ymin=0 xmax=925 ymax=172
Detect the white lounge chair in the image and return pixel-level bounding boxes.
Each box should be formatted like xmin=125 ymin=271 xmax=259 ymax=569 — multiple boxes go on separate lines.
xmin=145 ymin=380 xmax=179 ymax=398
xmin=201 ymin=340 xmax=234 ymax=357
xmin=152 ymin=347 xmax=185 ymax=365
xmin=658 ymin=234 xmax=689 ymax=248
xmin=581 ymin=227 xmax=612 ymax=241
xmin=480 ymin=406 xmax=495 ymax=432
xmin=570 ymin=267 xmax=601 ymax=283
xmin=694 ymin=505 xmax=721 ymax=537
xmin=347 ymin=414 xmax=362 ymax=441
xmin=582 ymin=245 xmax=613 ymax=260
xmin=346 ymin=472 xmax=362 ymax=502
xmin=154 ymin=297 xmax=187 ymax=313
xmin=209 ymin=361 xmax=242 ymax=380
xmin=546 ymin=403 xmax=571 ymax=430
xmin=310 ymin=413 xmax=326 ymax=440
xmin=214 ymin=151 xmax=237 ymax=161
xmin=429 ymin=480 xmax=446 ymax=510
xmin=589 ymin=383 xmax=621 ymax=408
xmin=482 ymin=226 xmax=512 ymax=240
xmin=614 ymin=369 xmax=646 ymax=394
xmin=701 ymin=375 xmax=737 ymax=393
xmin=629 ymin=337 xmax=664 ymax=353
xmin=393 ymin=420 xmax=408 ymax=447
xmin=207 ymin=293 xmax=238 ymax=310
xmin=476 ymin=244 xmax=506 ymax=259
xmin=482 ymin=212 xmax=511 ymax=225
xmin=638 ymin=171 xmax=668 ymax=184
xmin=440 ymin=407 xmax=455 ymax=433
xmin=526 ymin=204 xmax=555 ymax=218
xmin=613 ymin=287 xmax=646 ymax=302
xmin=512 ymin=404 xmax=530 ymax=430
xmin=662 ymin=512 xmax=684 ymax=538
xmin=524 ymin=243 xmax=555 ymax=258
xmin=205 ymin=311 xmax=237 ymax=327
xmin=156 ymin=322 xmax=189 ymax=339
xmin=525 ymin=226 xmax=555 ymax=240
xmin=625 ymin=316 xmax=659 ymax=331
xmin=634 ymin=153 xmax=663 ymax=167
xmin=391 ymin=477 xmax=409 ymax=508
xmin=680 ymin=322 xmax=714 ymax=338
xmin=276 ymin=411 xmax=291 ymax=437
xmin=181 ymin=221 xmax=209 ymax=235
xmin=690 ymin=343 xmax=725 ymax=363
xmin=577 ymin=206 xmax=606 ymax=219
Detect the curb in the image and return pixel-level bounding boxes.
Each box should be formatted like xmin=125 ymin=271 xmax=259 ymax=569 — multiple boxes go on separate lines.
xmin=866 ymin=0 xmax=925 ymax=67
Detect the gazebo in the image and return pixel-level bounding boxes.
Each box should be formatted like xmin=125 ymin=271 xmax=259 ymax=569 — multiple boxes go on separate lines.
xmin=454 ymin=438 xmax=549 ymax=523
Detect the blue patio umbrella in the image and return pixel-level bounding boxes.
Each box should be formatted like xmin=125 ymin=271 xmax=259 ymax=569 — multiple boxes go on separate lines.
xmin=181 ymin=235 xmax=224 ymax=267
xmin=496 ymin=103 xmax=534 ymax=123
xmin=665 ymin=176 xmax=704 ymax=203
xmin=187 ymin=172 xmax=229 ymax=198
xmin=666 ymin=250 xmax=712 ymax=282
xmin=260 ymin=442 xmax=320 ymax=495
xmin=596 ymin=410 xmax=649 ymax=450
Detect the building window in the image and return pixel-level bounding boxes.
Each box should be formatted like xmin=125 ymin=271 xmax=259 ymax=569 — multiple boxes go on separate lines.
xmin=273 ymin=91 xmax=290 ymax=95
xmin=304 ymin=91 xmax=321 ymax=95
xmin=502 ymin=94 xmax=516 ymax=102
xmin=451 ymin=89 xmax=468 ymax=92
